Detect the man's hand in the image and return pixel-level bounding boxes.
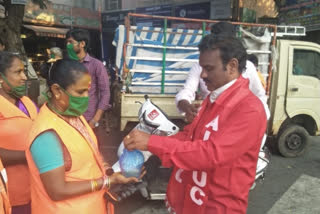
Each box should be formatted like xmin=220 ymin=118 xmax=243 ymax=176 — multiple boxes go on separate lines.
xmin=178 ymin=100 xmax=200 ymax=123
xmin=88 ymin=119 xmax=97 ymax=129
xmin=123 ymin=130 xmax=151 ymax=151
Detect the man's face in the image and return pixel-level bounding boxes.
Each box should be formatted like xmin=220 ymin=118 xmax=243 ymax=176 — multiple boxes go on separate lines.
xmin=200 ymin=49 xmax=234 ymax=91
xmin=66 ymin=37 xmax=82 ymax=54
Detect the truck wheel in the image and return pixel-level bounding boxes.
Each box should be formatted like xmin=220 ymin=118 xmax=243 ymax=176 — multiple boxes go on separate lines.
xmin=277 ymin=125 xmax=309 ymax=158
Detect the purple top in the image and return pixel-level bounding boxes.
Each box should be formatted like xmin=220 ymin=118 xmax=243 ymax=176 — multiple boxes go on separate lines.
xmin=16 ymin=99 xmax=39 ymax=116
xmin=82 ymin=54 xmax=110 ymax=121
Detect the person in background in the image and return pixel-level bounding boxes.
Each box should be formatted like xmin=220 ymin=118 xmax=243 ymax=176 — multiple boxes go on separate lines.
xmin=0 ymin=39 xmax=5 ymax=51
xmin=124 ymin=36 xmax=267 ymax=214
xmin=0 ymin=52 xmax=38 ymax=214
xmin=247 ymin=54 xmax=266 ymax=90
xmin=176 ymin=22 xmax=269 ymax=123
xmin=26 ymin=59 xmax=138 ymax=214
xmin=47 ymin=47 xmax=63 ymax=64
xmin=40 ymin=47 xmax=63 ymax=80
xmin=65 ymin=29 xmax=110 ymax=132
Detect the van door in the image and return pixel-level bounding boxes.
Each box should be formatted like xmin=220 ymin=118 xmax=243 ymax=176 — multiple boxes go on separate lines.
xmin=286 ymin=44 xmax=320 ymax=129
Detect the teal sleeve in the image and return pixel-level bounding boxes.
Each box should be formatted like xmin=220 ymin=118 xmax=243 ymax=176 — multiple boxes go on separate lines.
xmin=30 ymin=131 xmax=64 ymax=174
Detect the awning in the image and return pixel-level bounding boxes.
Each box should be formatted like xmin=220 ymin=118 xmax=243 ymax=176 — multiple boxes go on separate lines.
xmin=23 ymin=24 xmax=69 ymax=38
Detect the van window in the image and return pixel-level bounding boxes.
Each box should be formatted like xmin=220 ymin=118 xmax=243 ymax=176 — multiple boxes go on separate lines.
xmin=293 ymin=49 xmax=320 ymax=79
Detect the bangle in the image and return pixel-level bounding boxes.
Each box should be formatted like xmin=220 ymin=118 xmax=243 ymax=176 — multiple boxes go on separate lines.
xmin=90 ymin=180 xmax=94 ymax=192
xmin=91 ymin=179 xmax=98 ymax=192
xmin=107 ymin=176 xmax=111 ymax=189
xmin=102 ymin=175 xmax=108 ymax=190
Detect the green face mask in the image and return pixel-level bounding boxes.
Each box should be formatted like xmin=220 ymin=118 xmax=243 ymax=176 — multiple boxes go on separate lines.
xmin=49 ymin=87 xmax=88 ymax=117
xmin=0 ymin=72 xmax=26 ymax=99
xmin=66 ymin=43 xmax=79 ymax=61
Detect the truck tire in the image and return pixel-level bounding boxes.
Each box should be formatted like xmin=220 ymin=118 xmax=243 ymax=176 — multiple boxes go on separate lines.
xmin=277 ymin=125 xmax=309 ymax=158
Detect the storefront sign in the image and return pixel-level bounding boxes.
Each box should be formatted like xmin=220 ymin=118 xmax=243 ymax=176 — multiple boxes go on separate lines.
xmin=171 ymin=2 xmax=210 ymax=29
xmin=135 ymin=4 xmax=172 ymax=27
xmin=24 ymin=1 xmax=100 ymax=29
xmin=101 ymin=10 xmax=133 ymax=32
xmin=11 ymin=0 xmax=27 ymax=5
xmin=174 ymin=2 xmax=210 ymax=19
xmin=210 ymin=0 xmax=232 ymax=20
xmin=279 ymin=0 xmax=320 ymax=31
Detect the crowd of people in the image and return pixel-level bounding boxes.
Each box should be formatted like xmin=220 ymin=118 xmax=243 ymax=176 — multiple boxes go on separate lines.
xmin=0 ymin=22 xmax=268 ymax=214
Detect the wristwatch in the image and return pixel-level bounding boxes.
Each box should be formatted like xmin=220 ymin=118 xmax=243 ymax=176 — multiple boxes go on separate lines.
xmin=94 ymin=121 xmax=99 ymax=128
xmin=92 ymin=119 xmax=99 ymax=128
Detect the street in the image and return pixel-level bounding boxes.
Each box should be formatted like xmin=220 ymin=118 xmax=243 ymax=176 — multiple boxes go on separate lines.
xmin=98 ymin=122 xmax=320 ymax=214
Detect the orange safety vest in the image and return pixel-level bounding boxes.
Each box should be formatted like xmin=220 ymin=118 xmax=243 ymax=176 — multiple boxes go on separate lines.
xmin=0 ymin=159 xmax=11 ymax=214
xmin=0 ymin=95 xmax=37 ymax=206
xmin=26 ymin=104 xmax=114 ymax=214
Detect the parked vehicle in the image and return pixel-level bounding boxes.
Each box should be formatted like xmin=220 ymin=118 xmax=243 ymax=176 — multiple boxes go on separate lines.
xmin=110 ymin=13 xmax=319 ymax=158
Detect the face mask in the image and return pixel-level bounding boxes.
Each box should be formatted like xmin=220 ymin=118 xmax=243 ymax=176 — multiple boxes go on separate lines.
xmin=67 ymin=43 xmax=79 ymax=61
xmin=49 ymin=87 xmax=88 ymax=117
xmin=0 ymin=72 xmax=26 ymax=99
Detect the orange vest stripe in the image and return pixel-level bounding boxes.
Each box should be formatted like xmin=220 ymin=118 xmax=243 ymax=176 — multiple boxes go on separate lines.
xmin=26 ymin=104 xmax=112 ymax=214
xmin=0 ymin=95 xmax=37 ymax=206
xmin=0 ymin=159 xmax=11 ymax=214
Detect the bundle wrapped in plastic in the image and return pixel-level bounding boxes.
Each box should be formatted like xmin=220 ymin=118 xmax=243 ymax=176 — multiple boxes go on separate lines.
xmin=119 ymin=148 xmax=144 ymax=178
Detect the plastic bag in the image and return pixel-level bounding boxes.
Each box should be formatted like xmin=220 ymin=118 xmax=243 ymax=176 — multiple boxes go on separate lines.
xmin=119 ymin=148 xmax=144 ymax=178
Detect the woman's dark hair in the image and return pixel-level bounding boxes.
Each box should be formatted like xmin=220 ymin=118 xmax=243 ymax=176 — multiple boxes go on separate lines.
xmin=44 ymin=59 xmax=88 ymax=90
xmin=0 ymin=51 xmax=21 ymax=75
xmin=198 ymin=34 xmax=247 ymax=73
xmin=66 ymin=29 xmax=90 ymax=51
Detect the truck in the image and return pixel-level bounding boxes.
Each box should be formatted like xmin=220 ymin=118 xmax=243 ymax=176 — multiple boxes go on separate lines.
xmin=112 ymin=13 xmax=319 ymax=161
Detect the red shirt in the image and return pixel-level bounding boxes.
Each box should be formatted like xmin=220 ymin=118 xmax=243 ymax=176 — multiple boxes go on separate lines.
xmin=148 ymin=77 xmax=267 ymax=214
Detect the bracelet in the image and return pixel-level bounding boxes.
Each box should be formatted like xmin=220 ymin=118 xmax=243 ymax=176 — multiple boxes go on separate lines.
xmin=107 ymin=176 xmax=111 ymax=189
xmin=91 ymin=179 xmax=98 ymax=192
xmin=90 ymin=180 xmax=94 ymax=192
xmin=102 ymin=176 xmax=111 ymax=190
xmin=102 ymin=175 xmax=108 ymax=190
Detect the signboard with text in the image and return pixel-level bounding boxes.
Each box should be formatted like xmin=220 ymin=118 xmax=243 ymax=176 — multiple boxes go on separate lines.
xmin=23 ymin=1 xmax=100 ymax=29
xmin=11 ymin=0 xmax=27 ymax=5
xmin=210 ymin=0 xmax=232 ymax=20
xmin=172 ymin=2 xmax=210 ymax=29
xmin=279 ymin=0 xmax=320 ymax=31
xmin=135 ymin=4 xmax=172 ymax=27
xmin=101 ymin=10 xmax=133 ymax=32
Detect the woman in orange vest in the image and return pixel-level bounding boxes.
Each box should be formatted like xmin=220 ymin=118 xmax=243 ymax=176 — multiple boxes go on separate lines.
xmin=26 ymin=59 xmax=138 ymax=214
xmin=0 ymin=52 xmax=38 ymax=214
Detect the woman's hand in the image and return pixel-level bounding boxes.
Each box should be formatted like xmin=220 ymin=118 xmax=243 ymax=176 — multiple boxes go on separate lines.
xmin=109 ymin=172 xmax=139 ymax=186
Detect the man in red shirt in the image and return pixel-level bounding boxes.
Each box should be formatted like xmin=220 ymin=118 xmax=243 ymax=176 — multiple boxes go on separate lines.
xmin=124 ymin=35 xmax=267 ymax=214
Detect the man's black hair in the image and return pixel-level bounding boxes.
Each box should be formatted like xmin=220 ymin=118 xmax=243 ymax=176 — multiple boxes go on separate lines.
xmin=0 ymin=38 xmax=4 ymax=46
xmin=66 ymin=29 xmax=90 ymax=51
xmin=210 ymin=22 xmax=236 ymax=38
xmin=247 ymin=54 xmax=258 ymax=67
xmin=198 ymin=34 xmax=247 ymax=73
